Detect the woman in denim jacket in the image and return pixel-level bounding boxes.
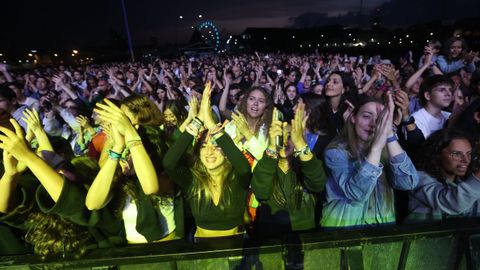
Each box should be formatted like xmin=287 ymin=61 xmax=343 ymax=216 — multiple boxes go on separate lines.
xmin=321 ymin=93 xmax=419 ymax=228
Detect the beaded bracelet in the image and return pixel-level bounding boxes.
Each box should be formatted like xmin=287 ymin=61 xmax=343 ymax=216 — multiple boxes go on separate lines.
xmin=265 ymin=148 xmax=278 ymax=159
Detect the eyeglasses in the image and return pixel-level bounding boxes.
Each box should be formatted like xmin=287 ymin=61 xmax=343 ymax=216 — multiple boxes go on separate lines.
xmin=448 ymin=151 xmax=472 ymax=161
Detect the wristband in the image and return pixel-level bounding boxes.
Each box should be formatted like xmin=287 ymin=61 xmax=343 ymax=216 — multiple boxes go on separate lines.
xmin=387 ymin=134 xmax=398 ymax=144
xmin=191 ymin=117 xmax=204 ymax=129
xmin=265 ymin=148 xmax=278 ymax=159
xmin=127 ymin=140 xmax=143 ymax=149
xmin=108 ymin=149 xmax=122 ymax=161
xmin=401 ymin=116 xmax=415 ymax=126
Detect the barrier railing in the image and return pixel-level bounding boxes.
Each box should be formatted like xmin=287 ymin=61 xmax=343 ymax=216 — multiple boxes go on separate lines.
xmin=1 ymin=219 xmax=480 ymax=270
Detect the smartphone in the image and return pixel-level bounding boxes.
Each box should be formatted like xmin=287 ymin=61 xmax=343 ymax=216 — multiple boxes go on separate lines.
xmin=274 ymin=110 xmax=284 ymax=148
xmin=277 ymin=69 xmax=283 ymax=75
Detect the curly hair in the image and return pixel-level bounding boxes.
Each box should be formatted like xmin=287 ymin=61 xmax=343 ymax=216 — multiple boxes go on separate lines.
xmin=122 ymin=94 xmax=163 ymax=126
xmin=416 ymin=128 xmax=474 ymax=182
xmin=24 ymin=211 xmax=89 ymax=260
xmin=236 ymin=86 xmax=273 ymax=134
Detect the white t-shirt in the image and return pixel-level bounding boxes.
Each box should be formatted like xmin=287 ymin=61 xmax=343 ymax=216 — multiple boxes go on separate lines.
xmin=412 ymin=108 xmax=451 ymax=139
xmin=122 ymin=196 xmax=175 ymax=244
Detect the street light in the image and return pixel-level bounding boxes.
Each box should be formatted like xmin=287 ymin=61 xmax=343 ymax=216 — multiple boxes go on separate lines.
xmin=73 ymin=49 xmax=78 ymax=54
xmin=198 ymin=14 xmax=202 ymax=18
xmin=28 ymin=53 xmax=33 ymax=57
xmin=54 ymin=53 xmax=58 ymax=57
xmin=179 ymin=15 xmax=183 ymax=19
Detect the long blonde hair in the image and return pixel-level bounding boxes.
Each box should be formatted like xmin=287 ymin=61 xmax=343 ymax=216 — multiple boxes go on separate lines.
xmin=327 ymin=97 xmax=381 ymax=160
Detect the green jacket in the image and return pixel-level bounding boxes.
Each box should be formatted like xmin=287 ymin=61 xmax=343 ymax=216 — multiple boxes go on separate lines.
xmin=252 ymin=155 xmax=327 ymax=233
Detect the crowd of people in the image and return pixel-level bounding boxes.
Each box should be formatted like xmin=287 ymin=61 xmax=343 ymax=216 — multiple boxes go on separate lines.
xmin=0 ymin=35 xmax=479 ymax=258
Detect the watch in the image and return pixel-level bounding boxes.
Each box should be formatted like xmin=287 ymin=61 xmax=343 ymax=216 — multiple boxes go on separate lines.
xmin=294 ymin=145 xmax=311 ymax=158
xmin=402 ymin=116 xmax=415 ymax=126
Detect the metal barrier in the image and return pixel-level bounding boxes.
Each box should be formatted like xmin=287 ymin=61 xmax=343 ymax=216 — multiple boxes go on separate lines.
xmin=1 ymin=219 xmax=480 ymax=270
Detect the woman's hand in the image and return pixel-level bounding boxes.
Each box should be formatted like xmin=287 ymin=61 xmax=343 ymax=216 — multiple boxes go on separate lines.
xmin=198 ymin=82 xmax=217 ymax=129
xmin=94 ymin=99 xmax=136 ymax=137
xmin=371 ymin=92 xmax=394 ymax=151
xmin=291 ymin=102 xmax=307 ymax=150
xmin=187 ymin=95 xmax=199 ymax=121
xmin=0 ymin=119 xmax=34 ymax=163
xmin=3 ymin=150 xmax=27 ymax=177
xmin=232 ymin=111 xmax=254 ymax=140
xmin=393 ymin=89 xmax=410 ymax=126
xmin=76 ymin=115 xmax=92 ymax=130
xmin=110 ymin=124 xmax=125 ymax=153
xmin=22 ymin=108 xmax=43 ymax=139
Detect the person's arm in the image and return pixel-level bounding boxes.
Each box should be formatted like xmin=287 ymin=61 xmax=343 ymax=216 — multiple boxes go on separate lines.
xmin=0 ymin=64 xmax=14 ymax=82
xmin=95 ymin=99 xmax=159 ymax=195
xmin=85 ymin=126 xmax=124 ymax=210
xmin=405 ymin=63 xmax=430 ymax=90
xmin=162 ymin=131 xmax=195 ymax=190
xmin=324 ymin=148 xmax=383 ymax=202
xmin=52 ymin=75 xmax=78 ymax=100
xmin=142 ymin=78 xmax=153 ymax=93
xmin=411 ymin=172 xmax=480 ymax=215
xmin=291 ymin=103 xmax=327 ymax=191
xmin=22 ymin=108 xmax=54 ymax=153
xmin=0 ymin=119 xmax=64 ymax=202
xmin=219 ymin=75 xmax=232 ymax=119
xmin=0 ymin=151 xmax=24 ymax=214
xmin=361 ymin=71 xmax=379 ymax=95
xmin=387 ymin=151 xmax=419 ymax=190
xmin=179 ymin=96 xmax=198 ymax=133
xmin=215 ymin=132 xmax=252 ymax=188
xmin=251 ymin=153 xmax=277 ymax=201
xmin=436 ymin=56 xmax=464 ymax=74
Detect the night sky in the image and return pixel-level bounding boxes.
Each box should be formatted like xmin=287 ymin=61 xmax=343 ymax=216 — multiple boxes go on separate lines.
xmin=1 ymin=0 xmax=479 ymax=52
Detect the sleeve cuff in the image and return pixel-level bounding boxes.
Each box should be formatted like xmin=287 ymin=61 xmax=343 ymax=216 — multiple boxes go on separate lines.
xmin=390 ymin=152 xmax=407 ymax=165
xmin=360 ymin=158 xmax=384 ymax=178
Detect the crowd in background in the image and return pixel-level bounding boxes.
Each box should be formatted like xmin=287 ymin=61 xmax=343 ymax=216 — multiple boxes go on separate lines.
xmin=0 ymin=34 xmax=479 ymax=259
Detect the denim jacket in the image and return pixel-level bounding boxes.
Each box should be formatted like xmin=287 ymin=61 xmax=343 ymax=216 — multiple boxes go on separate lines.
xmin=436 ymin=55 xmax=476 ymax=74
xmin=407 ymin=171 xmax=480 ymax=222
xmin=321 ymin=144 xmax=419 ymax=228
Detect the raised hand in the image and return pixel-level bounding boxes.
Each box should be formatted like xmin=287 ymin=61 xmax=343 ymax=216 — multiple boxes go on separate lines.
xmin=0 ymin=119 xmax=32 ymax=162
xmin=22 ymin=108 xmax=43 ymax=140
xmin=197 ymin=82 xmax=216 ymax=129
xmin=3 ymin=150 xmax=27 ymax=176
xmin=371 ymin=92 xmax=394 ymax=151
xmin=94 ymin=99 xmax=136 ymax=137
xmin=187 ymin=95 xmax=199 ymax=120
xmin=232 ymin=111 xmax=253 ymax=140
xmin=342 ymin=100 xmax=355 ymax=122
xmin=290 ymin=102 xmax=307 ymax=150
xmin=393 ymin=89 xmax=410 ymax=125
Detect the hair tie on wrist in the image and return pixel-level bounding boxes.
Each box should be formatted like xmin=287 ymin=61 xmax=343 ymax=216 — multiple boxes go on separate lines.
xmin=108 ymin=149 xmax=122 ymax=161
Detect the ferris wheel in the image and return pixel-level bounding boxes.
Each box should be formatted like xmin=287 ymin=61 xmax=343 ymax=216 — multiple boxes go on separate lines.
xmin=196 ymin=20 xmax=221 ymax=51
